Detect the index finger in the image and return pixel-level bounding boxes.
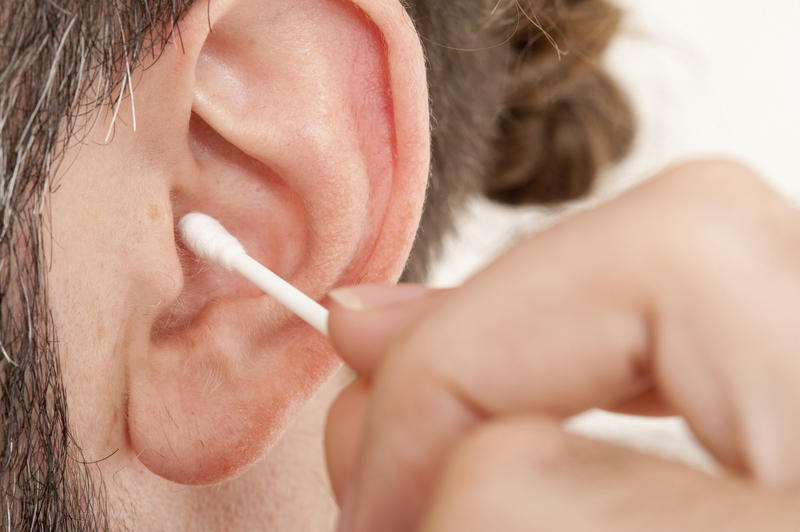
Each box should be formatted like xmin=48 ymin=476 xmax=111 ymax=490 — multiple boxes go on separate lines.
xmin=334 ymin=216 xmax=654 ymax=532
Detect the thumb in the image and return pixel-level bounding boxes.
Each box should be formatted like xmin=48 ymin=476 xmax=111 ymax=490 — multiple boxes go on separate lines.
xmin=327 ymin=283 xmax=444 ymax=375
xmin=325 ymin=283 xmax=443 ymax=502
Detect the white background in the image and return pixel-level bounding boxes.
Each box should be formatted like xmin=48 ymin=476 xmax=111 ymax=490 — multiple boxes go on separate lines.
xmin=428 ymin=1 xmax=800 ymax=468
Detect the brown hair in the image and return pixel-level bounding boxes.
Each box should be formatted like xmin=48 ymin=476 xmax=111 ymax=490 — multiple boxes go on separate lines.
xmin=403 ymin=0 xmax=635 ymax=280
xmin=0 ymin=1 xmax=631 ymax=526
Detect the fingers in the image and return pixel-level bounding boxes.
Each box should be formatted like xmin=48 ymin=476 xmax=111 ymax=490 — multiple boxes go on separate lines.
xmin=419 ymin=417 xmax=795 ymax=532
xmin=325 ymin=377 xmax=370 ymax=502
xmin=335 ymin=228 xmax=656 ymax=531
xmin=326 ymin=285 xmax=453 ymax=504
xmin=326 ymin=164 xmax=800 ymax=531
xmin=327 ymin=284 xmax=445 ymax=374
xmin=326 ymin=284 xmax=445 ymax=504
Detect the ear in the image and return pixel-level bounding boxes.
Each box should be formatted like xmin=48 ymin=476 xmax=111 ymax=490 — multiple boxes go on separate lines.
xmin=125 ymin=0 xmax=429 ymax=484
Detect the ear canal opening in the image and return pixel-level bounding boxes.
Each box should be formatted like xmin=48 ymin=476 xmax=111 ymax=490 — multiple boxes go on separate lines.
xmin=126 ymin=0 xmax=429 ymax=486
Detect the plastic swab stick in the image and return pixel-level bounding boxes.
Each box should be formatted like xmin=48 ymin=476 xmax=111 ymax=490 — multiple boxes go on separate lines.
xmin=178 ymin=213 xmax=329 ymax=336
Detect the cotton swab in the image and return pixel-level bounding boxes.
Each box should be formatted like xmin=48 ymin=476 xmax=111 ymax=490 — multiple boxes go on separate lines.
xmin=178 ymin=213 xmax=329 ymax=336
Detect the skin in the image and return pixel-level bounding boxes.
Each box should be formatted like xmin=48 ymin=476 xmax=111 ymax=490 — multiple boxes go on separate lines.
xmin=327 ymin=160 xmax=800 ymax=531
xmin=45 ymin=0 xmax=428 ymax=527
xmin=36 ymin=0 xmax=800 ymax=529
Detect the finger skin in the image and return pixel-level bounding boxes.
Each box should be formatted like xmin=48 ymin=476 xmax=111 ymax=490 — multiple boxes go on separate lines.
xmin=338 ymin=169 xmax=662 ymax=532
xmin=325 ymin=377 xmax=370 ymax=502
xmin=340 ymin=262 xmax=653 ymax=532
xmin=328 ymin=287 xmax=448 ymax=375
xmin=326 ymin=287 xmax=449 ymax=502
xmin=329 ymin=161 xmax=800 ymax=532
xmin=420 ymin=417 xmax=800 ymax=532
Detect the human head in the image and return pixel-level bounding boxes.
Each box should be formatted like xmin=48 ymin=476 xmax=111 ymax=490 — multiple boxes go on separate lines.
xmin=0 ymin=0 xmax=631 ymax=527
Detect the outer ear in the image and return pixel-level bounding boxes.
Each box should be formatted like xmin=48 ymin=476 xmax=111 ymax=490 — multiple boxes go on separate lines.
xmin=125 ymin=0 xmax=429 ymax=484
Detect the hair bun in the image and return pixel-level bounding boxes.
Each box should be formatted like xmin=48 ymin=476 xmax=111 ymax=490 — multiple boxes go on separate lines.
xmin=485 ymin=0 xmax=635 ymax=205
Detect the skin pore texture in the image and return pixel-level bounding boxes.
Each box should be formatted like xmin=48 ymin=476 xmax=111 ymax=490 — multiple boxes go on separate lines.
xmin=45 ymin=0 xmax=428 ymax=526
xmin=2 ymin=0 xmax=632 ymax=528
xmin=12 ymin=0 xmax=800 ymax=528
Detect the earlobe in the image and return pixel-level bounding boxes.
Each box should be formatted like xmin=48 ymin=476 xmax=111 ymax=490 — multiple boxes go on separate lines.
xmin=125 ymin=0 xmax=429 ymax=484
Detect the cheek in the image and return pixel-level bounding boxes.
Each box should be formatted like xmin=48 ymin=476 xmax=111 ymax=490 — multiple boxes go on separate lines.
xmin=46 ymin=133 xmax=179 ymax=456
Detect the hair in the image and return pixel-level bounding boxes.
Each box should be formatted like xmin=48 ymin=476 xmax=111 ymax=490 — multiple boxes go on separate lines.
xmin=0 ymin=0 xmax=632 ymax=528
xmin=403 ymin=0 xmax=634 ymax=280
xmin=1 ymin=2 xmax=195 ymax=529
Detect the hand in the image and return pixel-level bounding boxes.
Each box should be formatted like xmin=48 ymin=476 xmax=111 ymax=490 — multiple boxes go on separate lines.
xmin=325 ymin=160 xmax=800 ymax=531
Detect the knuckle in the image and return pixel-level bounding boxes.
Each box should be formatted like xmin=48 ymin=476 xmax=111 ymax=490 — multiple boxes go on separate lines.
xmin=640 ymin=159 xmax=796 ymax=282
xmin=667 ymin=160 xmax=793 ymax=243
xmin=649 ymin=158 xmax=765 ymax=199
xmin=646 ymin=158 xmax=771 ymax=225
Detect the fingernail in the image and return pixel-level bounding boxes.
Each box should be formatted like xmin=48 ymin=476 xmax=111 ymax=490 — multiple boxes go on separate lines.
xmin=329 ymin=283 xmax=430 ymax=311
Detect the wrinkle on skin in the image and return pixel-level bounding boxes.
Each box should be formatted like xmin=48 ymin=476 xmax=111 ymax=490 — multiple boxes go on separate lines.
xmin=44 ymin=0 xmax=429 ymax=527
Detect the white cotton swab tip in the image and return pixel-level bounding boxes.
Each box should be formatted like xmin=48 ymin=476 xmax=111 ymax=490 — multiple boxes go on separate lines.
xmin=179 ymin=213 xmax=246 ymax=271
xmin=178 ymin=212 xmax=329 ymax=336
